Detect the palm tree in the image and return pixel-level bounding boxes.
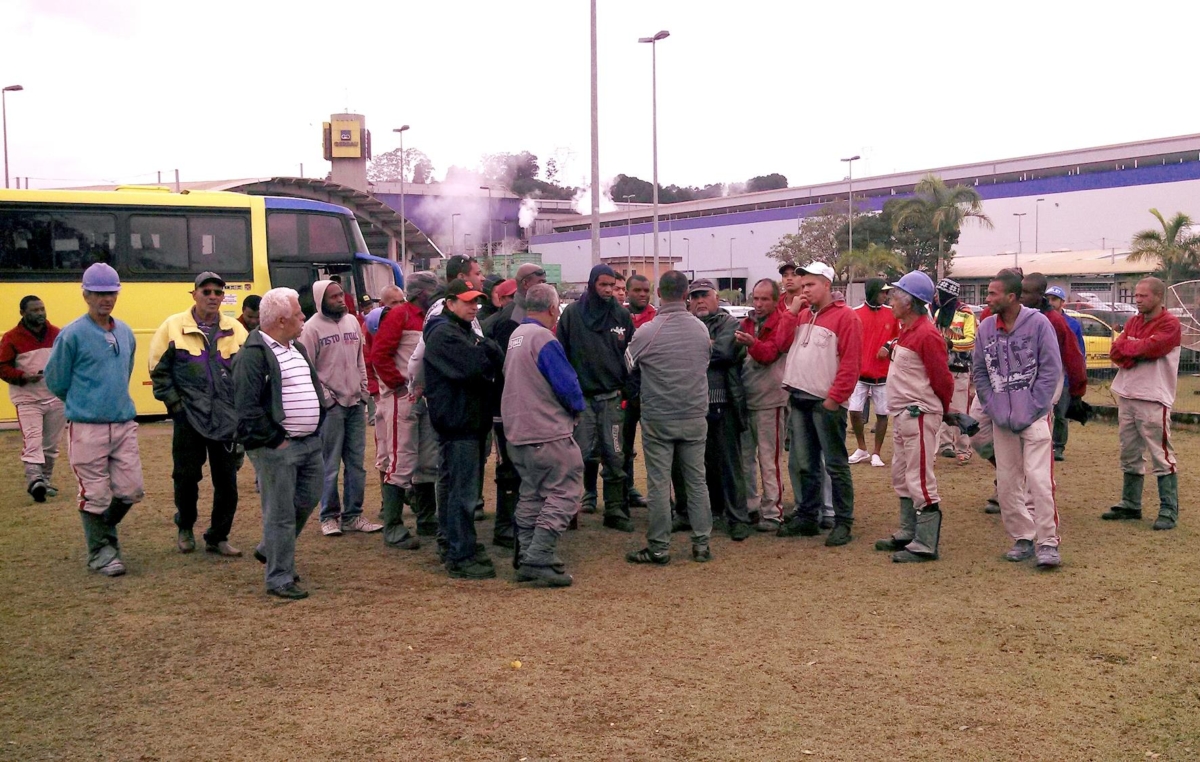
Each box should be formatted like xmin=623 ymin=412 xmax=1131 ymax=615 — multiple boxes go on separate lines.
xmin=1128 ymin=209 xmax=1200 ymax=283
xmin=890 ymin=175 xmax=993 ymax=280
xmin=835 ymin=243 xmax=905 ymax=294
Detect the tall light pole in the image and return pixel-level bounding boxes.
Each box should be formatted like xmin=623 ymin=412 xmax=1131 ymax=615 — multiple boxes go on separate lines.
xmin=451 ymin=213 xmax=461 ymax=255
xmin=728 ymin=237 xmax=737 ymax=295
xmin=639 ymin=29 xmax=669 ymax=302
xmin=479 ymin=185 xmax=494 ymax=266
xmin=393 ymin=125 xmax=410 ymax=269
xmin=841 ymin=155 xmax=860 ymax=257
xmin=623 ymin=194 xmax=635 ymax=275
xmin=589 ymin=0 xmax=601 ymax=267
xmin=463 ymin=233 xmax=473 ymax=257
xmin=682 ymin=236 xmax=690 ymax=275
xmin=3 ymin=85 xmax=24 ymax=190
xmin=1035 ymin=197 xmax=1045 ymax=253
xmin=1013 ymin=212 xmax=1027 ymax=267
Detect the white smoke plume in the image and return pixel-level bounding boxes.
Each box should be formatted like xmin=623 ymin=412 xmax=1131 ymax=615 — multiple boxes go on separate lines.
xmin=518 ymin=197 xmax=539 ymax=229
xmin=571 ymin=178 xmax=618 ymax=215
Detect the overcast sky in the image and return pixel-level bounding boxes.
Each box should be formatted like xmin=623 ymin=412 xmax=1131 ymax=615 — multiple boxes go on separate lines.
xmin=4 ymin=0 xmax=1199 ymax=192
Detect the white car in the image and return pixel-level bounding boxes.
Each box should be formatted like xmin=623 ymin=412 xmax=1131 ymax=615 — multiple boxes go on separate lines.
xmin=721 ymin=305 xmax=752 ymax=319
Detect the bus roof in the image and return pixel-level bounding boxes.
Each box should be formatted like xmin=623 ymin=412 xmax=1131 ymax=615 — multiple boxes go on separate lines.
xmin=263 ymin=196 xmax=356 ymax=216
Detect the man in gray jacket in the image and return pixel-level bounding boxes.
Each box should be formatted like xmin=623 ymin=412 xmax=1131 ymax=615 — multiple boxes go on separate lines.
xmin=624 ymin=270 xmax=714 ymax=564
xmin=501 ymin=284 xmax=585 ymax=587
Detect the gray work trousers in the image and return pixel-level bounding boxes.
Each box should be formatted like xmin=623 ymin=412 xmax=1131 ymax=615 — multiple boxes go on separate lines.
xmin=249 ymin=435 xmax=323 ymax=592
xmin=510 ymin=436 xmax=584 ymax=535
xmin=572 ymin=391 xmax=628 ymax=519
xmin=643 ymin=417 xmax=712 ymax=553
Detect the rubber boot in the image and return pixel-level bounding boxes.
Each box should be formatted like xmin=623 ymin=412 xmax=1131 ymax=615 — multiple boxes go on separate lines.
xmin=893 ymin=504 xmax=941 ymax=562
xmin=44 ymin=455 xmax=58 ymax=496
xmin=1154 ymin=473 xmax=1179 ymax=530
xmin=875 ymin=497 xmax=916 ymax=551
xmin=412 ymin=482 xmax=439 ymax=537
xmin=601 ymin=474 xmax=633 ymax=531
xmin=516 ymin=527 xmax=573 ymax=587
xmin=581 ymin=459 xmax=599 ymax=513
xmin=382 ymin=484 xmax=420 ymax=549
xmin=514 ymin=524 xmax=535 ymax=570
xmin=81 ymin=511 xmax=120 ymax=571
xmin=102 ymin=498 xmax=133 ymax=528
xmin=493 ymin=485 xmax=517 ymax=548
xmin=1102 ymin=472 xmax=1144 ymax=520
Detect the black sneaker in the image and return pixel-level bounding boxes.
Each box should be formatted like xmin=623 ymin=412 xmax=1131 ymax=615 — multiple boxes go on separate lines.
xmin=1101 ymin=506 xmax=1142 ymax=521
xmin=824 ymin=524 xmax=853 ymax=547
xmin=625 ymin=547 xmax=670 ymax=565
xmin=692 ymin=546 xmax=712 ymax=563
xmin=777 ymin=516 xmax=820 ymax=537
xmin=603 ymin=515 xmax=635 ymax=533
xmin=1153 ymin=515 xmax=1177 ymax=531
xmin=729 ymin=522 xmax=752 ymax=541
xmin=268 ymin=583 xmax=308 ymax=600
xmin=984 ymin=501 xmax=1001 ymax=514
xmin=447 ymin=559 xmax=497 ymax=579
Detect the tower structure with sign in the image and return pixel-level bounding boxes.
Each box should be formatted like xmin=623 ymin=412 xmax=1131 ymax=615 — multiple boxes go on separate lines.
xmin=322 ymin=113 xmax=371 ymax=191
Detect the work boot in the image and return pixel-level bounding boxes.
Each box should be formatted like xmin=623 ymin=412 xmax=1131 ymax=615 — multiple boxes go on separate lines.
xmin=1155 ymin=473 xmax=1179 ymax=530
xmin=603 ymin=515 xmax=635 ymax=532
xmin=412 ymin=483 xmax=439 ymax=536
xmin=28 ymin=478 xmax=48 ymax=503
xmin=177 ymin=528 xmax=196 ymax=553
xmin=81 ymin=511 xmax=122 ymax=572
xmin=984 ymin=480 xmax=1000 ymax=514
xmin=1102 ymin=472 xmax=1144 ymax=521
xmin=514 ymin=525 xmax=536 ymax=570
xmin=777 ymin=513 xmax=820 ymax=538
xmin=824 ymin=523 xmax=853 ymax=547
xmin=381 ymin=484 xmax=420 ymax=550
xmin=1004 ymin=539 xmax=1035 ymax=562
xmin=876 ymin=497 xmax=917 ymax=551
xmin=893 ymin=504 xmax=941 ymax=562
xmin=692 ymin=544 xmax=712 ymax=563
xmin=515 ymin=527 xmax=573 ymax=587
xmin=43 ymin=457 xmax=59 ymax=497
xmin=729 ymin=522 xmax=752 ymax=541
xmin=493 ymin=485 xmax=518 ymax=548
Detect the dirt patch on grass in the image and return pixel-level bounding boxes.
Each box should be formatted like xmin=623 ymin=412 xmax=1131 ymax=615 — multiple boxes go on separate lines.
xmin=2 ymin=420 xmax=1199 ymax=760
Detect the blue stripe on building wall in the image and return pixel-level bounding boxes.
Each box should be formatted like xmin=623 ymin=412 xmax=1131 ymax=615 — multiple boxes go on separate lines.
xmin=531 ymin=160 xmax=1200 ymax=245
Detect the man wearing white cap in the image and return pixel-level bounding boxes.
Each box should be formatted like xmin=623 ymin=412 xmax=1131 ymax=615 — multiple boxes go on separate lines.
xmin=778 ymin=262 xmax=862 ymax=546
xmin=44 ymin=263 xmax=145 ymax=577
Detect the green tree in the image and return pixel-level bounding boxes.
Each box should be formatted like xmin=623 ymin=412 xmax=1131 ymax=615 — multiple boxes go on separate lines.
xmin=834 ymin=243 xmax=905 ymax=293
xmin=1128 ymin=208 xmax=1200 ymax=283
xmin=367 ymin=147 xmax=434 ymax=184
xmin=890 ymin=175 xmax=992 ymax=279
xmin=747 ymin=173 xmax=788 ymax=192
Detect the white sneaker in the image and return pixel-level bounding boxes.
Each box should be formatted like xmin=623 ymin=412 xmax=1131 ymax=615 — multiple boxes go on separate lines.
xmin=871 ymin=454 xmax=886 ymax=467
xmin=342 ymin=515 xmax=383 ymax=533
xmin=97 ymin=558 xmax=126 ymax=577
xmin=321 ymin=518 xmax=343 ymax=536
xmin=848 ymin=449 xmax=871 ymax=464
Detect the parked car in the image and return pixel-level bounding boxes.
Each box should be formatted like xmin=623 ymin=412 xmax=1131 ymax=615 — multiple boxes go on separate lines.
xmin=1065 ymin=309 xmax=1117 ymax=371
xmin=721 ymin=305 xmax=752 ymax=319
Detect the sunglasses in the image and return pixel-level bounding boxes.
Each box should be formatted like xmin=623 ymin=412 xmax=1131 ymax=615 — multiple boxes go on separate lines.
xmin=199 ymin=288 xmax=224 ymax=296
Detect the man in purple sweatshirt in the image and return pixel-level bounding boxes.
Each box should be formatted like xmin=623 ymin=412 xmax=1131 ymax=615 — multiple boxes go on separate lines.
xmin=972 ymin=270 xmax=1063 ymax=568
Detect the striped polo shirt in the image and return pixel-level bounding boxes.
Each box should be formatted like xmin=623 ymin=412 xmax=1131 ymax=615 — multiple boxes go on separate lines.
xmin=263 ymin=333 xmax=321 ymax=438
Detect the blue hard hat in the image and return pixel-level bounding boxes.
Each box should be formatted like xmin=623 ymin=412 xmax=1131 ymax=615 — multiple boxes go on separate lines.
xmin=82 ymin=262 xmax=121 ymax=292
xmin=364 ymin=306 xmax=384 ymax=335
xmin=1046 ymin=286 xmax=1067 ymax=300
xmin=889 ymin=271 xmax=935 ymax=304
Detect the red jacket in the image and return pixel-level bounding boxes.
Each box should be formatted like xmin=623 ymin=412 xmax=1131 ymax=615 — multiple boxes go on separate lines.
xmin=740 ymin=309 xmax=796 ymax=365
xmin=1111 ymin=310 xmax=1182 ymax=367
xmin=630 ymin=304 xmax=658 ymax=330
xmin=370 ymin=303 xmax=426 ymax=392
xmin=888 ymin=316 xmax=954 ymax=413
xmin=853 ymin=303 xmax=899 ymax=381
xmin=0 ymin=321 xmax=60 ymax=404
xmin=1043 ymin=307 xmax=1087 ymax=398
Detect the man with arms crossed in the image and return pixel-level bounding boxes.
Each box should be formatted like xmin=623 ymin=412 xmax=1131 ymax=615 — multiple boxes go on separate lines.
xmin=0 ymin=295 xmax=64 ymax=502
xmin=1103 ymin=277 xmax=1182 ymax=530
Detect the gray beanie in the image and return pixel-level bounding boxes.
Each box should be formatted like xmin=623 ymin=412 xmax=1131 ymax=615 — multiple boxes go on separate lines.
xmin=406 ymin=271 xmax=442 ymax=312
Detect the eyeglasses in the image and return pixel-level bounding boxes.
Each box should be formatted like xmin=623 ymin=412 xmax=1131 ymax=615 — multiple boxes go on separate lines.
xmin=200 ymin=289 xmax=224 ymax=296
xmin=104 ymin=331 xmax=119 ymax=355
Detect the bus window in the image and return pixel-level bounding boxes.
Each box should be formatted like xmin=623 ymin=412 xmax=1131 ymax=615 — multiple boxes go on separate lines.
xmin=359 ymin=260 xmax=394 ymax=301
xmin=308 ymin=215 xmax=351 ymax=256
xmin=0 ymin=210 xmax=115 ymax=274
xmin=266 ymin=213 xmax=300 ymax=258
xmin=130 ymin=215 xmax=189 ymax=272
xmin=188 ymin=215 xmax=251 ymax=275
xmin=267 ymin=212 xmax=352 ymax=261
xmin=269 ymin=264 xmax=317 ymax=318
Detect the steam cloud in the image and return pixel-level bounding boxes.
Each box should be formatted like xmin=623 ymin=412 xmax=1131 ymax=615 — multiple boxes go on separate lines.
xmin=518 ymin=197 xmax=539 ymax=228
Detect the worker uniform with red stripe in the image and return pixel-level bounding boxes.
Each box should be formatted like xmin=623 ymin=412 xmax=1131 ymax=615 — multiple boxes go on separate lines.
xmin=1106 ymin=307 xmax=1182 ymax=528
xmin=879 ymin=314 xmax=954 ymax=558
xmin=371 ymin=292 xmax=440 ymax=545
xmin=739 ymin=307 xmax=796 ymax=526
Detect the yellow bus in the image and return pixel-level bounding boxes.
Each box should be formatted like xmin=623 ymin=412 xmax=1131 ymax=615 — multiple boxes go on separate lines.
xmin=0 ymin=187 xmax=403 ymax=423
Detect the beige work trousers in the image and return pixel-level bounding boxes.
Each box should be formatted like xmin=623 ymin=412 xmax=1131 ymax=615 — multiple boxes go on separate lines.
xmin=936 ymin=371 xmax=971 ymax=456
xmin=993 ymin=415 xmax=1059 ymax=548
xmin=1116 ymin=395 xmax=1177 ymax=477
xmin=67 ymin=421 xmax=145 ymax=515
xmin=742 ymin=406 xmax=787 ymax=521
xmin=381 ymin=392 xmax=438 ymax=489
xmin=890 ymin=409 xmax=941 ymax=510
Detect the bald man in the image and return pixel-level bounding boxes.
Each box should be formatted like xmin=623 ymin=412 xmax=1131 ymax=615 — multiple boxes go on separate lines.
xmin=1104 ymin=277 xmax=1182 ymax=530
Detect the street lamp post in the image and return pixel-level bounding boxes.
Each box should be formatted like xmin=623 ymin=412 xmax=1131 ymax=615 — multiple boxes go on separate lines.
xmin=841 ymin=155 xmax=860 ymax=258
xmin=479 ymin=185 xmax=494 ymax=268
xmin=3 ymin=85 xmax=24 ymax=190
xmin=682 ymin=237 xmax=690 ymax=275
xmin=463 ymin=233 xmax=473 ymax=257
xmin=639 ymin=29 xmax=669 ymax=302
xmin=623 ymin=194 xmax=635 ymax=275
xmin=392 ymin=126 xmax=411 ymax=270
xmin=1035 ymin=197 xmax=1045 ymax=253
xmin=1013 ymin=212 xmax=1027 ymax=267
xmin=728 ymin=237 xmax=736 ymax=295
xmin=451 ymin=213 xmax=461 ymax=255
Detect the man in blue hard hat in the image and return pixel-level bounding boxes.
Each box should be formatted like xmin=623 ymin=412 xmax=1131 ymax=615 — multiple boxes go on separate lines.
xmin=873 ymin=272 xmax=954 ymax=562
xmin=44 ymin=263 xmax=145 ymax=578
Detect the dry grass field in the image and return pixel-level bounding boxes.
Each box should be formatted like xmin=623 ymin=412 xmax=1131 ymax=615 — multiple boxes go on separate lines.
xmin=2 ymin=418 xmax=1199 ymax=761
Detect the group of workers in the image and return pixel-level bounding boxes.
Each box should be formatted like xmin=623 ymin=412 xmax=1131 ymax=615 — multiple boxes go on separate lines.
xmin=0 ymin=253 xmax=1182 ymax=597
